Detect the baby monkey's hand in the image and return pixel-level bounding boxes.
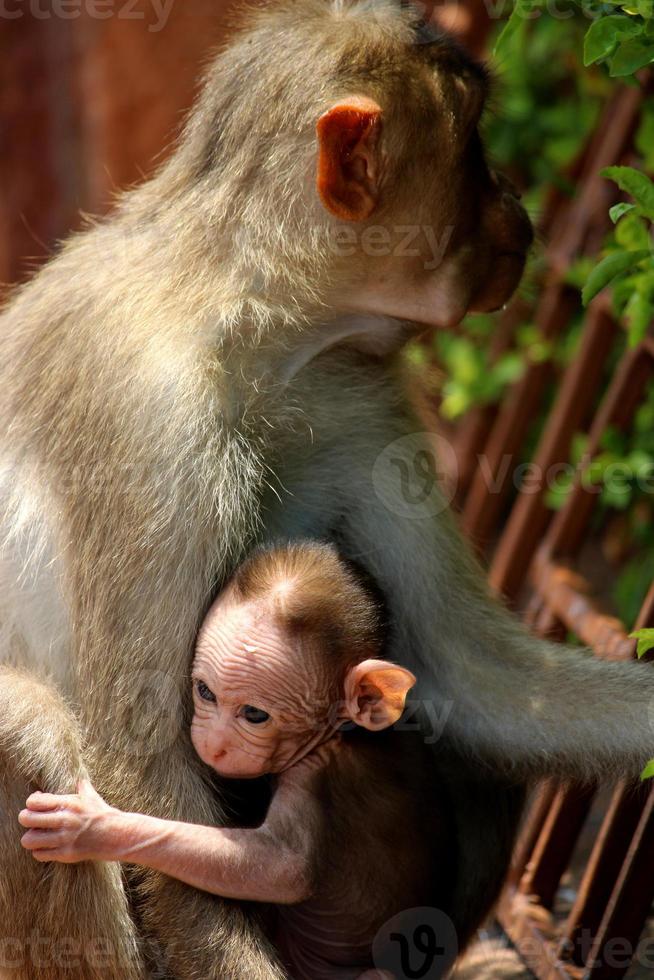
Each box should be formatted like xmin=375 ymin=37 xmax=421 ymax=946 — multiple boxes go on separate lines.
xmin=19 ymin=779 xmax=119 ymax=863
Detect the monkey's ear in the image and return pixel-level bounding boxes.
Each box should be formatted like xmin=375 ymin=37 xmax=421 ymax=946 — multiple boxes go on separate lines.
xmin=344 ymin=659 xmax=416 ymax=731
xmin=316 ymin=97 xmax=382 ymax=222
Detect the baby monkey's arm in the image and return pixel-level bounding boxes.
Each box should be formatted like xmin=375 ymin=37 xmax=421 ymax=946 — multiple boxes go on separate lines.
xmin=19 ymin=770 xmax=321 ymax=904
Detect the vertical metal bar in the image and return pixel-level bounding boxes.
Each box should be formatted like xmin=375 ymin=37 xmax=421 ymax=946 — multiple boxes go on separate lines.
xmin=489 ymin=307 xmax=619 ymax=599
xmin=559 ymin=783 xmax=648 ymax=968
xmin=585 ymin=789 xmax=654 ymax=979
xmin=508 ymin=782 xmax=560 ymax=886
xmin=518 ymin=786 xmax=595 ymax=911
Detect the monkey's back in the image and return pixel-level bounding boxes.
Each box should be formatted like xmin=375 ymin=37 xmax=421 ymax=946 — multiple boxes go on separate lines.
xmin=276 ymin=728 xmax=457 ymax=979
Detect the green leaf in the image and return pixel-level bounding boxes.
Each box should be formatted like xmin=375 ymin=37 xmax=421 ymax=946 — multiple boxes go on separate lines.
xmin=636 ymin=103 xmax=654 ymax=170
xmin=630 ymin=627 xmax=654 ymax=658
xmin=628 ymin=0 xmax=654 ymax=17
xmin=494 ymin=0 xmax=543 ymax=57
xmin=583 ymin=15 xmax=642 ymax=66
xmin=610 ymin=202 xmax=636 ymax=223
xmin=493 ymin=352 xmax=526 ymax=385
xmin=582 ymin=249 xmax=652 ymax=305
xmin=625 ymin=2 xmax=653 ymax=15
xmin=610 ymin=36 xmax=654 ymax=76
xmin=625 ymin=290 xmax=654 ymax=345
xmin=600 ymin=426 xmax=625 ymax=455
xmin=602 ymin=165 xmax=654 ymax=219
xmin=627 ymin=448 xmax=654 ymax=476
xmin=641 ymin=759 xmax=654 ymax=781
xmin=615 ymin=212 xmax=652 ymax=250
xmin=493 ymin=12 xmax=523 ymax=57
xmin=572 ymin=432 xmax=590 ymax=465
xmin=602 ymin=480 xmax=633 ymax=510
xmin=545 ymin=478 xmax=573 ymax=511
xmin=565 ymin=256 xmax=595 ymax=289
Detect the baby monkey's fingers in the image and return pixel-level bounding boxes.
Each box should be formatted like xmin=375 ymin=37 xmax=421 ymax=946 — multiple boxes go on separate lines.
xmin=19 ymin=807 xmax=68 ymax=829
xmin=25 ymin=791 xmax=80 ymax=811
xmin=21 ymin=828 xmax=84 ymax=864
xmin=21 ymin=828 xmax=70 ymax=852
xmin=31 ymin=850 xmax=60 ymax=863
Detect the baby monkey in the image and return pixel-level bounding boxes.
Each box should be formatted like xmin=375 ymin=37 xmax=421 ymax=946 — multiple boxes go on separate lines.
xmin=19 ymin=543 xmax=454 ymax=980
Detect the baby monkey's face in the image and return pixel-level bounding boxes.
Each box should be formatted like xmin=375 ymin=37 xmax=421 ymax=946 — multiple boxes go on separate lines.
xmin=191 ymin=594 xmax=336 ymax=779
xmin=191 ymin=576 xmax=416 ymax=779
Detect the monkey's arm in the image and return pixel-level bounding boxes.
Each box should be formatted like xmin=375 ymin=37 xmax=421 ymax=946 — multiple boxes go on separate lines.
xmin=20 ymin=779 xmax=315 ymax=904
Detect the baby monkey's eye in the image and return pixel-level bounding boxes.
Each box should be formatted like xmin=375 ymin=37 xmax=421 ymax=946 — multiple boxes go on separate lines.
xmin=239 ymin=705 xmax=270 ymax=725
xmin=196 ymin=680 xmax=217 ymax=703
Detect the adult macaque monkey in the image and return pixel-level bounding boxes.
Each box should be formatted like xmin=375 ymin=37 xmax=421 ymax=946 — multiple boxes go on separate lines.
xmin=1 ymin=0 xmax=652 ymax=977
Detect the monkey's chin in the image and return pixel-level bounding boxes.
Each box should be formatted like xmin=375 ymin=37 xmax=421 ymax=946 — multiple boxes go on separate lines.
xmin=470 ymin=253 xmax=527 ymax=313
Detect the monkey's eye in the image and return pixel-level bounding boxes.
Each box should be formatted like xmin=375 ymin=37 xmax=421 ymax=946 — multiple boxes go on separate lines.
xmin=239 ymin=705 xmax=270 ymax=725
xmin=196 ymin=680 xmax=217 ymax=703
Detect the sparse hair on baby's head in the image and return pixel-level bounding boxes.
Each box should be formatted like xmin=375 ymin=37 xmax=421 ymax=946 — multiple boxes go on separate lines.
xmin=229 ymin=541 xmax=385 ymax=668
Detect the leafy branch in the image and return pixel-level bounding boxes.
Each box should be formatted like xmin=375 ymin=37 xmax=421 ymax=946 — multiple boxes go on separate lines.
xmin=496 ymin=0 xmax=654 ymax=75
xmin=582 ymin=166 xmax=654 ymax=345
xmin=496 ymin=5 xmax=654 ymax=344
xmin=584 ymin=9 xmax=654 ymax=76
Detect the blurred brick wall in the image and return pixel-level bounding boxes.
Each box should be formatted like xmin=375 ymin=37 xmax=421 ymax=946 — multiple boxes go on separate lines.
xmin=0 ymin=0 xmax=244 ymax=291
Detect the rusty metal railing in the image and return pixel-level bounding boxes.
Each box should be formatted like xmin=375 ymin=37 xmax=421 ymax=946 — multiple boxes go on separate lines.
xmin=495 ymin=328 xmax=654 ymax=978
xmin=446 ymin=71 xmax=654 ymax=978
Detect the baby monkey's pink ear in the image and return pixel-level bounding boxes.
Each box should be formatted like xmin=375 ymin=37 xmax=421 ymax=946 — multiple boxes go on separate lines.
xmin=316 ymin=96 xmax=382 ymax=222
xmin=344 ymin=659 xmax=416 ymax=731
